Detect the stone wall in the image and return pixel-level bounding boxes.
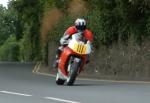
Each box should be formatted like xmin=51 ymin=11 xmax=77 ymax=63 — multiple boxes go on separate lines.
xmin=48 ymin=40 xmax=150 ymax=81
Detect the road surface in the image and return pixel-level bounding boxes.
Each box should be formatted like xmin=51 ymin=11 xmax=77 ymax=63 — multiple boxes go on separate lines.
xmin=0 ymin=63 xmax=150 ymax=103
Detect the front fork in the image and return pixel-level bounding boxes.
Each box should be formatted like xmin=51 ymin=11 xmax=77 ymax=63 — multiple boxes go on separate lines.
xmin=67 ymin=57 xmax=82 ymax=74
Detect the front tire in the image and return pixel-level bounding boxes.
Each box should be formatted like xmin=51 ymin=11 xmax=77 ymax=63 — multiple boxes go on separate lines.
xmin=66 ymin=61 xmax=80 ymax=86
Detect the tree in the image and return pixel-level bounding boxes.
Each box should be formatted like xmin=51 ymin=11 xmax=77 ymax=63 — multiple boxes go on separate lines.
xmin=0 ymin=5 xmax=17 ymax=45
xmin=10 ymin=0 xmax=44 ymax=61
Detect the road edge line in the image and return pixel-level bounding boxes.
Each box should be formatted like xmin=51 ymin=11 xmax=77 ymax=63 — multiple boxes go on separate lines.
xmin=32 ymin=62 xmax=56 ymax=77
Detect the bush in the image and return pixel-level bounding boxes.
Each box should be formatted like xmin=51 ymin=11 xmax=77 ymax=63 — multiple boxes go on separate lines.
xmin=19 ymin=33 xmax=32 ymax=62
xmin=0 ymin=35 xmax=20 ymax=61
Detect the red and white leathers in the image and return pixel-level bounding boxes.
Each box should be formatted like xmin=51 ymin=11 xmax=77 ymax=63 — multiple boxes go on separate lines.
xmin=60 ymin=26 xmax=93 ymax=47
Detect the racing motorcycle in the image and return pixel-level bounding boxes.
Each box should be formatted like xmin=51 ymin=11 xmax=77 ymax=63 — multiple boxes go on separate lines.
xmin=56 ymin=33 xmax=92 ymax=86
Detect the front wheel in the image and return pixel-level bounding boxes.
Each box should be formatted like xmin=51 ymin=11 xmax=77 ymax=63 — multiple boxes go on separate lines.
xmin=66 ymin=59 xmax=81 ymax=86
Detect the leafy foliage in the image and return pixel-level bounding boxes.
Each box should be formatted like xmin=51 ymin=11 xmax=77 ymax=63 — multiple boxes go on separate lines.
xmin=9 ymin=0 xmax=44 ymax=61
xmin=0 ymin=0 xmax=150 ymax=62
xmin=0 ymin=5 xmax=17 ymax=45
xmin=0 ymin=35 xmax=19 ymax=61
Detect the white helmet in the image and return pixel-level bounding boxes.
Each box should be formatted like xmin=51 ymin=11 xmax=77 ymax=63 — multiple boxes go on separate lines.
xmin=75 ymin=18 xmax=86 ymax=31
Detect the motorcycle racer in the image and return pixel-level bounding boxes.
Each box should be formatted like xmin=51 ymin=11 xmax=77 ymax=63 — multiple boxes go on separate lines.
xmin=53 ymin=18 xmax=93 ymax=69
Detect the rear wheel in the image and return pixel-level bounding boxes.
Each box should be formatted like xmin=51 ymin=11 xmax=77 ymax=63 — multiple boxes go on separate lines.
xmin=56 ymin=73 xmax=65 ymax=85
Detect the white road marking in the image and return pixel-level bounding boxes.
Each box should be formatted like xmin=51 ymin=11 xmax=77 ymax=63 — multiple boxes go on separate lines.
xmin=44 ymin=97 xmax=80 ymax=103
xmin=0 ymin=90 xmax=80 ymax=103
xmin=0 ymin=91 xmax=32 ymax=97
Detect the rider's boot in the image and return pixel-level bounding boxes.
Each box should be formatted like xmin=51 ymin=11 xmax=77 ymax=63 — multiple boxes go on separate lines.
xmin=53 ymin=56 xmax=59 ymax=69
xmin=86 ymin=54 xmax=90 ymax=64
xmin=53 ymin=48 xmax=62 ymax=69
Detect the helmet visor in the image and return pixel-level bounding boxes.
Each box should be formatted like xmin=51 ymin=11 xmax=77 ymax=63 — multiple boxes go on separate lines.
xmin=76 ymin=25 xmax=86 ymax=31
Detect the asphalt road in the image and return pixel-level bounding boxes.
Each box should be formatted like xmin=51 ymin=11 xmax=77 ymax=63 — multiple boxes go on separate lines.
xmin=0 ymin=63 xmax=150 ymax=103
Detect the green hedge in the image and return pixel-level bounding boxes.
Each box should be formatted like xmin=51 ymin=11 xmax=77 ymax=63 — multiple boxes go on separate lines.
xmin=0 ymin=35 xmax=19 ymax=61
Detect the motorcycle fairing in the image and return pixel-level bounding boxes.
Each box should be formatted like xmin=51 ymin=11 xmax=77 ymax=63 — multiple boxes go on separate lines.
xmin=58 ymin=47 xmax=87 ymax=77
